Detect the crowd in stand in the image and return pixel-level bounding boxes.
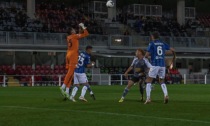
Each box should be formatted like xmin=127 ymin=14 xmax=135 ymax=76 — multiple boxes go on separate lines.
xmin=0 ymin=2 xmax=103 ymax=34
xmin=0 ymin=1 xmax=210 ymax=37
xmin=0 ymin=3 xmax=44 ymax=32
xmin=129 ymin=16 xmax=208 ymax=37
xmin=35 ymin=2 xmax=103 ymax=34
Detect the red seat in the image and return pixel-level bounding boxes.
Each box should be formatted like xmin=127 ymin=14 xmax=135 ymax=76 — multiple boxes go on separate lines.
xmin=25 ymin=76 xmax=31 ymax=81
xmin=21 ymin=65 xmax=26 ymax=70
xmin=44 ymin=70 xmax=49 ymax=75
xmin=61 ymin=75 xmax=65 ymax=81
xmin=41 ymin=65 xmax=45 ymax=70
xmin=54 ymin=65 xmax=59 ymax=70
xmin=40 ymin=70 xmax=44 ymax=75
xmin=30 ymin=70 xmax=35 ymax=74
xmin=59 ymin=65 xmax=64 ymax=70
xmin=36 ymin=65 xmax=41 ymax=70
xmin=8 ymin=69 xmax=15 ymax=75
xmin=46 ymin=65 xmax=51 ymax=70
xmin=26 ymin=65 xmax=32 ymax=70
xmin=60 ymin=70 xmax=65 ymax=74
xmin=7 ymin=65 xmax=12 ymax=70
xmin=53 ymin=75 xmax=59 ymax=81
xmin=55 ymin=70 xmax=59 ymax=74
xmin=50 ymin=70 xmax=54 ymax=75
xmin=35 ymin=76 xmax=42 ymax=81
xmin=25 ymin=70 xmax=29 ymax=75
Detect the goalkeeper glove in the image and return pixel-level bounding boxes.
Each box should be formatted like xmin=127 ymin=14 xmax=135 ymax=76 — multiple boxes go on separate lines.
xmin=79 ymin=23 xmax=87 ymax=30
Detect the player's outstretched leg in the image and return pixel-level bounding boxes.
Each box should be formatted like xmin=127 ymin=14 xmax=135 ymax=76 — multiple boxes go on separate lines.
xmin=119 ymin=87 xmax=129 ymax=103
xmin=119 ymin=80 xmax=134 ymax=103
xmin=70 ymin=85 xmax=79 ymax=102
xmin=160 ymin=83 xmax=169 ymax=104
xmin=144 ymin=83 xmax=152 ymax=104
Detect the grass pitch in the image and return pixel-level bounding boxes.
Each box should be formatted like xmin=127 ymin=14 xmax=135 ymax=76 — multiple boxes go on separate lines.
xmin=0 ymin=84 xmax=210 ymax=126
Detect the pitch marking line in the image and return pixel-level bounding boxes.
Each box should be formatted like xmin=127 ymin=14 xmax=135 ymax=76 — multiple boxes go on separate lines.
xmin=1 ymin=106 xmax=210 ymax=124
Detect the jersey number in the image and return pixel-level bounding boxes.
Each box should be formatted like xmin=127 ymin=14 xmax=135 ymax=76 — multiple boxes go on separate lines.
xmin=68 ymin=40 xmax=72 ymax=48
xmin=78 ymin=56 xmax=85 ymax=66
xmin=157 ymin=46 xmax=163 ymax=56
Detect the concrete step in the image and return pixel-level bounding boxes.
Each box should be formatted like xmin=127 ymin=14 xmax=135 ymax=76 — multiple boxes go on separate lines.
xmin=8 ymin=77 xmax=20 ymax=87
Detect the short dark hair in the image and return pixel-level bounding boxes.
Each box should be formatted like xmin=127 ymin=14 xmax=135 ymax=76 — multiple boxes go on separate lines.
xmin=67 ymin=27 xmax=75 ymax=35
xmin=86 ymin=45 xmax=93 ymax=50
xmin=152 ymin=31 xmax=160 ymax=39
xmin=67 ymin=27 xmax=72 ymax=35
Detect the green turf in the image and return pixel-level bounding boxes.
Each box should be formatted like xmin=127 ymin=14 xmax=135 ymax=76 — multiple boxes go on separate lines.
xmin=0 ymin=84 xmax=210 ymax=126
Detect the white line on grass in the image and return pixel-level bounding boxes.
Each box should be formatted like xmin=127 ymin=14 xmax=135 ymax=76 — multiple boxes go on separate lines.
xmin=1 ymin=105 xmax=210 ymax=124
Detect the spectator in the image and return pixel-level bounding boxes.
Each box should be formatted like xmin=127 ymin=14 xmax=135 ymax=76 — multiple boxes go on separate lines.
xmin=124 ymin=29 xmax=130 ymax=35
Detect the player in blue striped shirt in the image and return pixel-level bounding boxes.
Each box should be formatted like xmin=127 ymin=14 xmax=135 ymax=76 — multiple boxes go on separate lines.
xmin=69 ymin=46 xmax=95 ymax=102
xmin=144 ymin=32 xmax=175 ymax=104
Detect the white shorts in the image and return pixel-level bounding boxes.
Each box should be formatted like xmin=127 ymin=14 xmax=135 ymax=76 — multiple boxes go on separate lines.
xmin=148 ymin=66 xmax=166 ymax=79
xmin=74 ymin=72 xmax=88 ymax=84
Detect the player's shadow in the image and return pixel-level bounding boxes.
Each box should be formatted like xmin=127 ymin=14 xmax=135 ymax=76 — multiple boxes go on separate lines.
xmin=124 ymin=99 xmax=144 ymax=103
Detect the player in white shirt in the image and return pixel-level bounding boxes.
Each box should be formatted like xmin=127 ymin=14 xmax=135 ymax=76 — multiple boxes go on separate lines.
xmin=119 ymin=48 xmax=152 ymax=102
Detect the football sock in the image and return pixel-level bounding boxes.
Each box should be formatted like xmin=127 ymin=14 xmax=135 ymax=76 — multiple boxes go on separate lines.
xmin=86 ymin=85 xmax=94 ymax=95
xmin=81 ymin=86 xmax=88 ymax=97
xmin=146 ymin=83 xmax=151 ymax=100
xmin=61 ymin=84 xmax=66 ymax=90
xmin=122 ymin=88 xmax=129 ymax=98
xmin=71 ymin=86 xmax=79 ymax=97
xmin=161 ymin=83 xmax=168 ymax=96
xmin=69 ymin=86 xmax=73 ymax=94
xmin=65 ymin=87 xmax=70 ymax=94
xmin=90 ymin=91 xmax=94 ymax=95
xmin=139 ymin=83 xmax=144 ymax=97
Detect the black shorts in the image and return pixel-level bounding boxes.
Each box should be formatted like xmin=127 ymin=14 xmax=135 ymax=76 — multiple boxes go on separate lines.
xmin=131 ymin=75 xmax=146 ymax=83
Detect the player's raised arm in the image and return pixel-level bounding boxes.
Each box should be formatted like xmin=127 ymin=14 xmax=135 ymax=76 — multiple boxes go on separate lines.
xmin=77 ymin=23 xmax=89 ymax=39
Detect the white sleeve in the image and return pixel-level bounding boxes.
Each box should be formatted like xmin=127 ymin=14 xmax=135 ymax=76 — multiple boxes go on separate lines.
xmin=143 ymin=58 xmax=152 ymax=68
xmin=130 ymin=57 xmax=137 ymax=67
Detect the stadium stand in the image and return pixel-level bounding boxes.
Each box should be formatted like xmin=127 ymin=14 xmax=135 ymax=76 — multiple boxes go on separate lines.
xmin=0 ymin=1 xmax=103 ymax=34
xmin=0 ymin=1 xmax=209 ymax=37
xmin=125 ymin=16 xmax=203 ymax=37
xmin=0 ymin=0 xmax=210 ymax=86
xmin=35 ymin=2 xmax=103 ymax=34
xmin=0 ymin=65 xmax=67 ymax=86
xmin=0 ymin=2 xmax=44 ymax=32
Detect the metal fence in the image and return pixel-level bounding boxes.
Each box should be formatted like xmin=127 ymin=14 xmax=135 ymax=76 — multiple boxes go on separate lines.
xmin=0 ymin=31 xmax=210 ymax=50
xmin=0 ymin=74 xmax=209 ymax=87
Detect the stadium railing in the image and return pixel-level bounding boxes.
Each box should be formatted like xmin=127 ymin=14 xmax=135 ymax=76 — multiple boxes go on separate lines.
xmin=0 ymin=31 xmax=210 ymax=51
xmin=0 ymin=74 xmax=209 ymax=87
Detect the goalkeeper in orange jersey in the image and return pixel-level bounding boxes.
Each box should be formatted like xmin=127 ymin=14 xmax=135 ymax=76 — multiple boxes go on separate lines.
xmin=60 ymin=23 xmax=89 ymax=99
